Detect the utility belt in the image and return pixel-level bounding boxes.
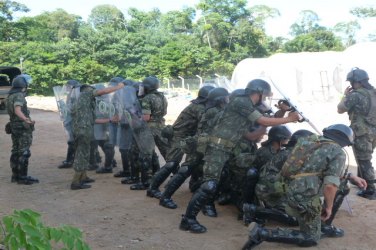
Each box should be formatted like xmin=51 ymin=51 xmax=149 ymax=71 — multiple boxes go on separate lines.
xmin=289 ymin=172 xmax=319 ymax=179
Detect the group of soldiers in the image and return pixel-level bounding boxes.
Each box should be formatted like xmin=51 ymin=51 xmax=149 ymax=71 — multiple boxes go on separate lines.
xmin=5 ymin=67 xmax=376 ymax=249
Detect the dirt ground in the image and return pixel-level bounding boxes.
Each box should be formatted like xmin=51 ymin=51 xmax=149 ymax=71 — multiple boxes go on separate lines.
xmin=0 ymin=96 xmax=375 ymax=250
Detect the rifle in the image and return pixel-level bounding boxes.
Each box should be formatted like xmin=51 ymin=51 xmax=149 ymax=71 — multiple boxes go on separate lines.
xmin=269 ymin=78 xmax=322 ymax=135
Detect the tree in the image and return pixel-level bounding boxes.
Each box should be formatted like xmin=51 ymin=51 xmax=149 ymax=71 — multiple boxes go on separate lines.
xmin=333 ymin=21 xmax=360 ymax=47
xmin=0 ymin=0 xmax=29 ymax=41
xmin=283 ymin=28 xmax=344 ymax=52
xmin=88 ymin=5 xmax=125 ymax=31
xmin=289 ymin=10 xmax=321 ymax=36
xmin=350 ymin=7 xmax=376 ymax=18
xmin=249 ymin=5 xmax=280 ymax=30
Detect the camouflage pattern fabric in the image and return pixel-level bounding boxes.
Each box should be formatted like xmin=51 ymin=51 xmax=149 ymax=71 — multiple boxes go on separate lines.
xmin=7 ymin=92 xmax=33 ymax=170
xmin=256 ymin=148 xmax=291 ymax=209
xmin=141 ymin=90 xmax=169 ymax=159
xmin=344 ymin=89 xmax=376 ymax=185
xmin=71 ymin=88 xmax=97 ymax=172
xmin=203 ymin=96 xmax=262 ymax=182
xmin=280 ymin=136 xmax=345 ymax=241
xmin=252 ymin=145 xmax=279 ymax=171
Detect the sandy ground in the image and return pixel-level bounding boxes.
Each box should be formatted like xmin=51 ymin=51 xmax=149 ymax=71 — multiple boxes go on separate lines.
xmin=0 ymin=95 xmax=375 ymax=250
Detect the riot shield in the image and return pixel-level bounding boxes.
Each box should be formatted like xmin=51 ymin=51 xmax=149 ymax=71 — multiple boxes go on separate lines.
xmin=92 ymin=83 xmax=111 ymax=141
xmin=117 ymin=85 xmax=155 ymax=155
xmin=53 ymin=85 xmax=75 ymax=142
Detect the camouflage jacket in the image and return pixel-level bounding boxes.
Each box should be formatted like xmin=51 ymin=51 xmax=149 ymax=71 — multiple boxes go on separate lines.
xmin=252 ymin=145 xmax=279 ymax=170
xmin=344 ymin=88 xmax=376 ymax=136
xmin=7 ymin=92 xmax=30 ymax=122
xmin=141 ymin=90 xmax=167 ymax=124
xmin=283 ymin=135 xmax=345 ymax=200
xmin=197 ymin=106 xmax=223 ymax=135
xmin=71 ymin=87 xmax=97 ymax=131
xmin=172 ymin=101 xmax=206 ymax=138
xmin=211 ymin=96 xmax=263 ymax=146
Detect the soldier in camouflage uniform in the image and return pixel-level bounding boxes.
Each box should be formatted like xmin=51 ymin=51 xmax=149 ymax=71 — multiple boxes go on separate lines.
xmin=159 ymin=87 xmax=229 ymax=214
xmin=70 ymin=82 xmax=125 ymax=190
xmin=337 ymin=68 xmax=376 ymax=200
xmin=179 ymin=79 xmax=300 ymax=234
xmin=146 ymin=85 xmax=214 ymax=198
xmin=6 ymin=74 xmax=39 ymax=185
xmin=242 ymin=124 xmax=354 ymax=249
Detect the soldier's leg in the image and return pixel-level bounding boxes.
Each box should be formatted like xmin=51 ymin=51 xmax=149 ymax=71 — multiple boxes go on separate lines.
xmin=71 ymin=133 xmax=91 ymax=190
xmin=121 ymin=142 xmax=139 ymax=184
xmin=130 ymin=153 xmax=152 ymax=190
xmin=179 ymin=147 xmax=230 ymax=233
xmin=146 ymin=143 xmax=184 ymax=199
xmin=96 ymin=140 xmax=114 ymax=174
xmin=242 ymin=204 xmax=298 ymax=226
xmin=88 ymin=139 xmax=99 ymax=171
xmin=58 ymin=141 xmax=75 ymax=169
xmin=17 ymin=130 xmax=38 ymax=185
xmin=353 ymin=135 xmax=376 ymax=199
xmin=159 ymin=154 xmax=201 ymax=209
xmin=114 ymin=148 xmax=132 ymax=177
xmin=10 ymin=151 xmax=19 ymax=183
xmin=151 ymin=151 xmax=160 ymax=174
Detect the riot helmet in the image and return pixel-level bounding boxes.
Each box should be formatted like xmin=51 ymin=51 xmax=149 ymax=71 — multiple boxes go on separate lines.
xmin=245 ymin=79 xmax=272 ymax=97
xmin=285 ymin=129 xmax=314 ymax=147
xmin=207 ymin=88 xmax=229 ymax=103
xmin=66 ymin=80 xmax=80 ymax=88
xmin=323 ymin=124 xmax=354 ymax=147
xmin=198 ymin=85 xmax=215 ymax=98
xmin=142 ymin=76 xmax=159 ymax=93
xmin=262 ymin=125 xmax=291 ymax=146
xmin=109 ymin=76 xmax=124 ymax=87
xmin=12 ymin=74 xmax=32 ymax=88
xmin=346 ymin=68 xmax=369 ymax=84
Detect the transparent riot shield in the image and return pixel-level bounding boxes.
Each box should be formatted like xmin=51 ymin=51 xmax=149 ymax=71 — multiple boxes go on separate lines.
xmin=53 ymin=85 xmax=75 ymax=142
xmin=92 ymin=83 xmax=111 ymax=141
xmin=117 ymin=85 xmax=155 ymax=155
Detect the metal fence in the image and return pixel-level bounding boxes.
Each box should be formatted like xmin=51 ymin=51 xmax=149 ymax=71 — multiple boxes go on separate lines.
xmin=160 ymin=76 xmax=232 ymax=92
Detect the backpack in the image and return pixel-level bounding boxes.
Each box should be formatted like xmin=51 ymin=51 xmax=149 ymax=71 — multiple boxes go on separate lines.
xmin=356 ymin=88 xmax=376 ymax=126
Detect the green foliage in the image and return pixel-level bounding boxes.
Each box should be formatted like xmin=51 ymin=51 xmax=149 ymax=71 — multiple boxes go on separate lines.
xmin=0 ymin=209 xmax=90 ymax=250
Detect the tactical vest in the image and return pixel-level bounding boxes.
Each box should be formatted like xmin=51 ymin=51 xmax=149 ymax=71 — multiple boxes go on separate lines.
xmin=280 ymin=135 xmax=334 ymax=178
xmin=355 ymin=88 xmax=376 ymax=126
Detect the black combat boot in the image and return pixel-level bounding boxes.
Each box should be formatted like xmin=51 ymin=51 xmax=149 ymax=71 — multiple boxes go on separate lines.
xmin=58 ymin=141 xmax=75 ymax=169
xmin=179 ymin=181 xmax=217 ymax=233
xmin=357 ymin=182 xmax=376 ymax=200
xmin=11 ymin=168 xmax=19 ymax=183
xmin=160 ymin=165 xmax=192 ymax=209
xmin=114 ymin=150 xmax=131 ymax=177
xmin=130 ymin=156 xmax=150 ymax=190
xmin=243 ymin=204 xmax=298 ymax=226
xmin=10 ymin=153 xmax=19 ymax=183
xmin=321 ymin=224 xmax=344 ymax=238
xmin=18 ymin=151 xmax=39 ymax=184
xmin=17 ymin=166 xmax=35 ymax=185
xmin=147 ymin=161 xmax=179 ymax=199
xmin=202 ymin=201 xmax=217 ymax=217
xmin=70 ymin=172 xmax=91 ymax=190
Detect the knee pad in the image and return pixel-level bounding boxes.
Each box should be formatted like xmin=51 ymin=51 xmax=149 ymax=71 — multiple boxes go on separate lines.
xmin=165 ymin=161 xmax=179 ymax=171
xmin=246 ymin=168 xmax=258 ymax=180
xmin=178 ymin=165 xmax=192 ymax=177
xmin=201 ymin=180 xmax=218 ymax=195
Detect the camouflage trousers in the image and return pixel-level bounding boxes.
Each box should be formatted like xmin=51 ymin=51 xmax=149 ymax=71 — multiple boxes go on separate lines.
xmin=149 ymin=122 xmax=170 ymax=160
xmin=10 ymin=124 xmax=33 ymax=170
xmin=353 ymin=134 xmax=376 ymax=183
xmin=202 ymin=144 xmax=234 ymax=182
xmin=164 ymin=136 xmax=185 ymax=163
xmin=73 ymin=127 xmax=93 ymax=172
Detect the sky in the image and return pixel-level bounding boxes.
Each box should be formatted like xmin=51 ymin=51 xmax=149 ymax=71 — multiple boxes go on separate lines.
xmin=14 ymin=0 xmax=376 ymax=41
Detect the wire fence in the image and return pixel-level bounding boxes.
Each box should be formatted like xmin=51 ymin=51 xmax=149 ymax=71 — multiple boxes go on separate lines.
xmin=160 ymin=76 xmax=232 ymax=92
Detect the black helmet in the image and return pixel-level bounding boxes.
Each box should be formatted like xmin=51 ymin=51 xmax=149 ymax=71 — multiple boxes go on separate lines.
xmin=207 ymin=87 xmax=229 ymax=102
xmin=12 ymin=74 xmax=32 ymax=88
xmin=323 ymin=124 xmax=354 ymax=147
xmin=66 ymin=80 xmax=80 ymax=88
xmin=286 ymin=129 xmax=314 ymax=147
xmin=198 ymin=85 xmax=215 ymax=98
xmin=245 ymin=79 xmax=272 ymax=96
xmin=262 ymin=125 xmax=291 ymax=146
xmin=142 ymin=76 xmax=159 ymax=92
xmin=109 ymin=76 xmax=124 ymax=87
xmin=346 ymin=68 xmax=369 ymax=83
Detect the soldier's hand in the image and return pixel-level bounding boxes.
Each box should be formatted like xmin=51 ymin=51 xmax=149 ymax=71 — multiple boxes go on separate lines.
xmin=287 ymin=111 xmax=300 ymax=122
xmin=111 ymin=115 xmax=120 ymax=123
xmin=321 ymin=206 xmax=332 ymax=221
xmin=344 ymin=86 xmax=352 ymax=96
xmin=349 ymin=175 xmax=367 ymax=189
xmin=24 ymin=118 xmax=35 ymax=124
xmin=275 ymin=100 xmax=291 ymax=112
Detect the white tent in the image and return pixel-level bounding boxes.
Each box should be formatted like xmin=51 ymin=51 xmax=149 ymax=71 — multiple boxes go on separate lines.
xmin=231 ymin=42 xmax=376 ymax=101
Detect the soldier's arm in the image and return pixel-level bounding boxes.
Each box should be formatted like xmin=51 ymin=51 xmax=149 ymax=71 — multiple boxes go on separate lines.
xmin=15 ymin=106 xmax=34 ymax=124
xmin=96 ymin=83 xmax=124 ymax=96
xmin=322 ymin=183 xmax=337 ymax=221
xmin=257 ymin=111 xmax=299 ymax=126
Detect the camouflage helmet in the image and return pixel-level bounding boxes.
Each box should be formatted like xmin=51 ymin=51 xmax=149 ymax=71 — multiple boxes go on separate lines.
xmin=12 ymin=74 xmax=32 ymax=88
xmin=286 ymin=129 xmax=314 ymax=147
xmin=198 ymin=85 xmax=215 ymax=98
xmin=207 ymin=87 xmax=229 ymax=102
xmin=142 ymin=76 xmax=159 ymax=92
xmin=323 ymin=124 xmax=354 ymax=147
xmin=346 ymin=68 xmax=369 ymax=84
xmin=245 ymin=79 xmax=272 ymax=96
